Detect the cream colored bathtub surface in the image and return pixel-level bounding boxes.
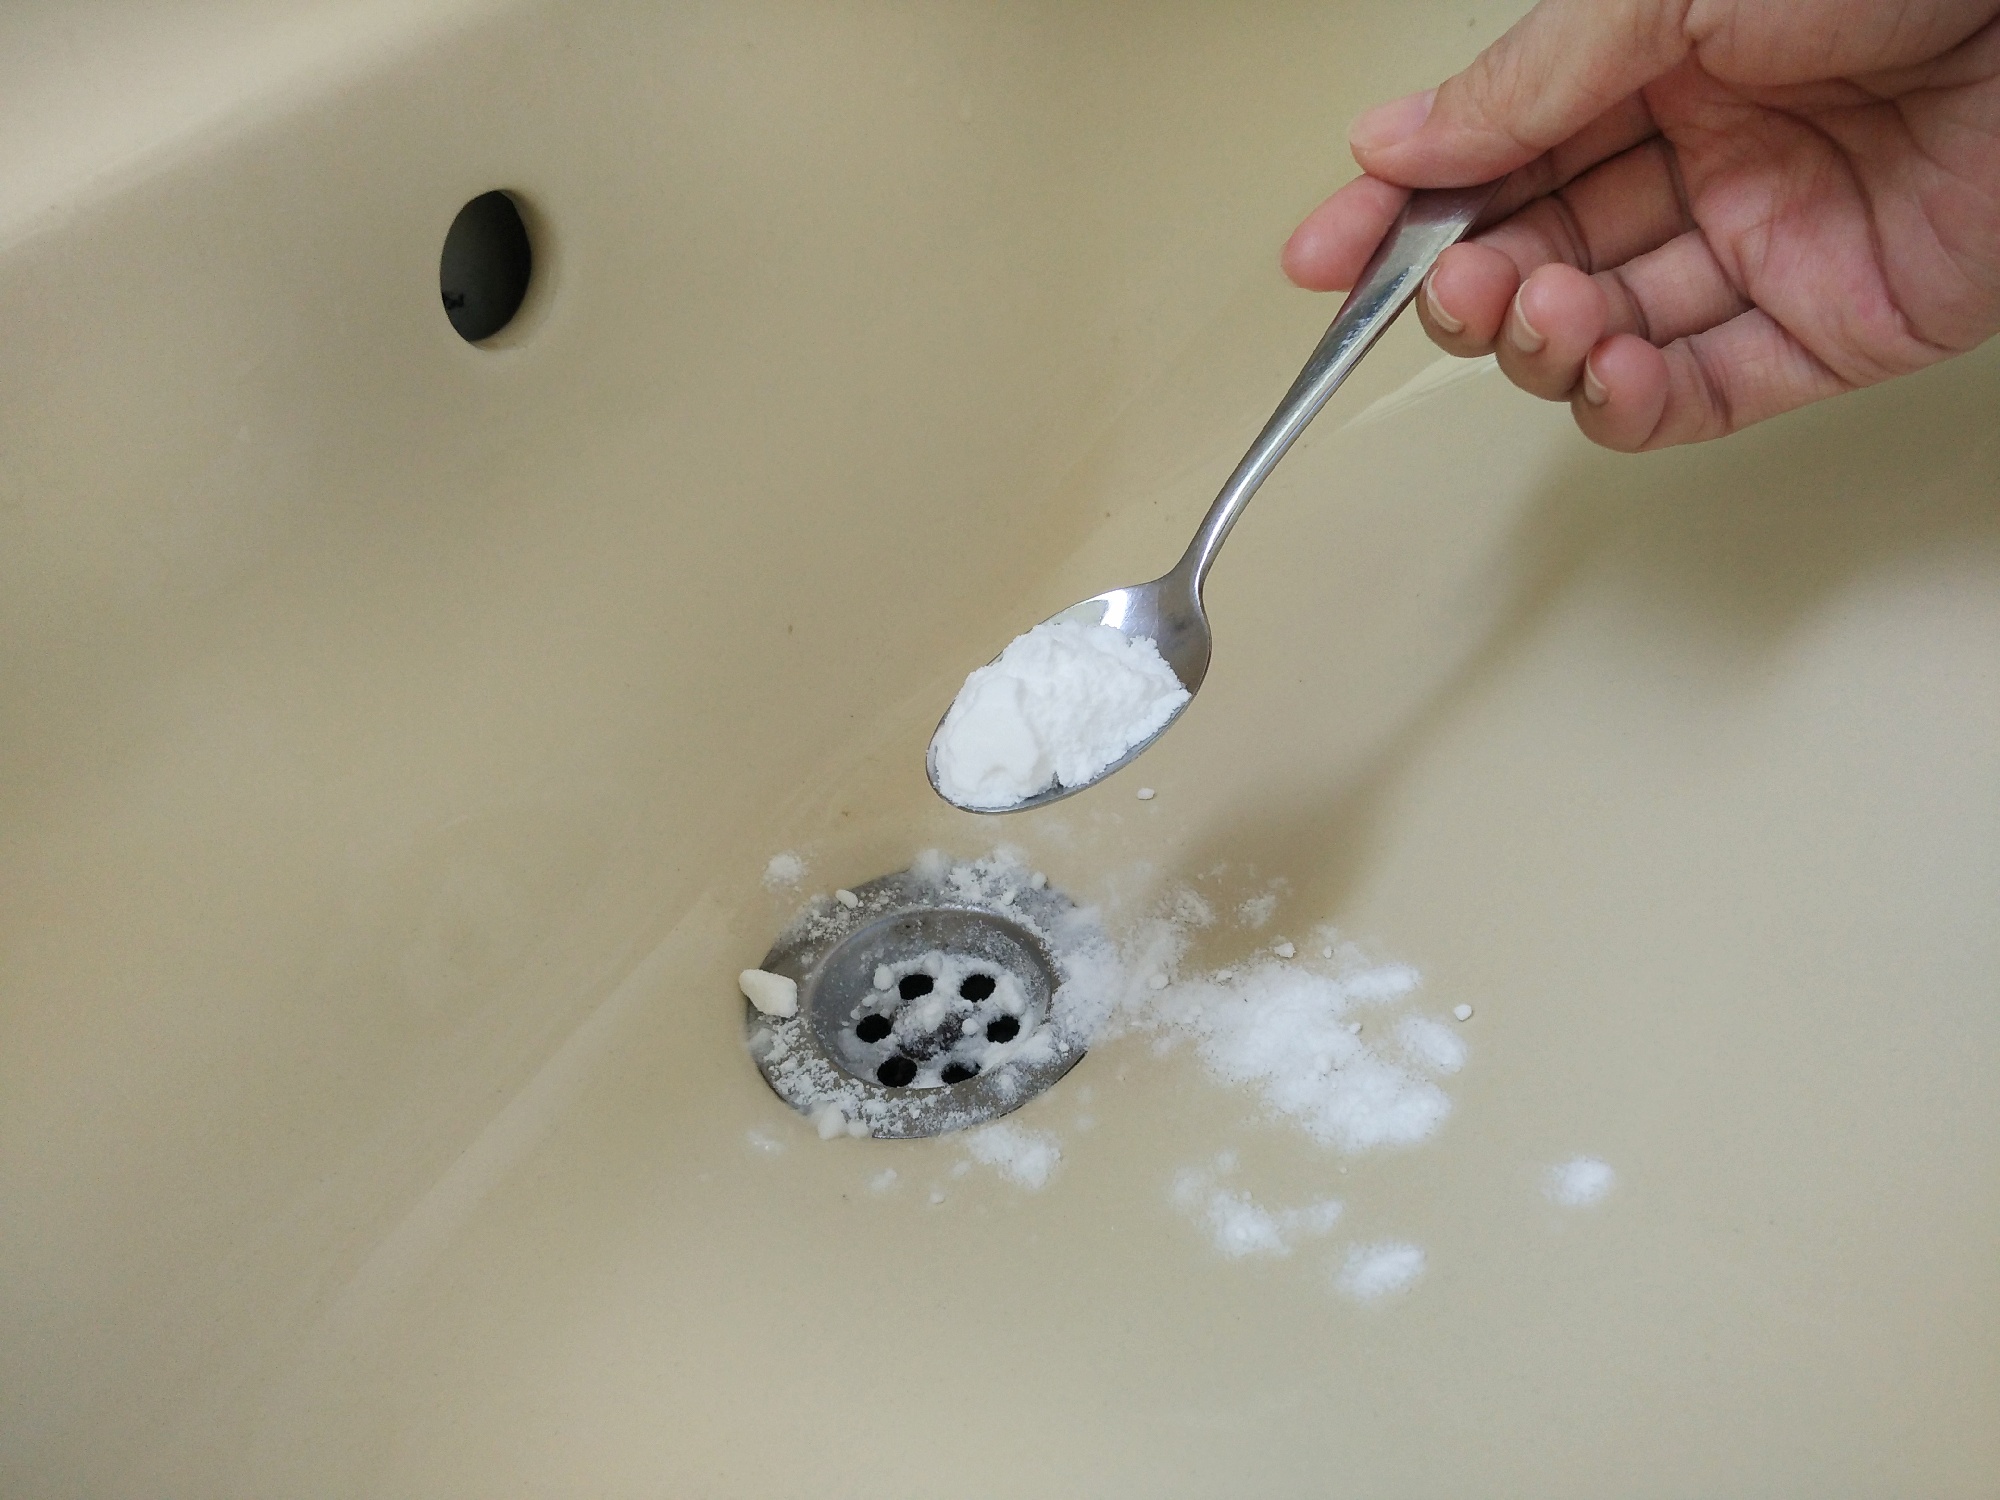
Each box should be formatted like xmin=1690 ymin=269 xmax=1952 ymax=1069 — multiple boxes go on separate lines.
xmin=2 ymin=3 xmax=1995 ymax=1497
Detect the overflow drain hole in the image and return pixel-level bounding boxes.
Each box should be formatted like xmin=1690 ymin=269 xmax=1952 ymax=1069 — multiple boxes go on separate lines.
xmin=440 ymin=190 xmax=533 ymax=343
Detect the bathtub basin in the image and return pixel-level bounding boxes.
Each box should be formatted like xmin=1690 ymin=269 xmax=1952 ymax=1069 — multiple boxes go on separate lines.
xmin=3 ymin=2 xmax=1996 ymax=1495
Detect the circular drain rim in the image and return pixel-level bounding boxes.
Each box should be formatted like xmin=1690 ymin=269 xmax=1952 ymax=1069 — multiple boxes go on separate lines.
xmin=746 ymin=866 xmax=1086 ymax=1139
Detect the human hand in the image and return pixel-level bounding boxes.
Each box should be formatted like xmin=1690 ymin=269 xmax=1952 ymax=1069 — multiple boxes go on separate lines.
xmin=1282 ymin=0 xmax=2000 ymax=450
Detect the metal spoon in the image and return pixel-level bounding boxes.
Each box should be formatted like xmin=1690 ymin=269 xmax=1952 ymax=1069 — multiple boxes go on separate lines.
xmin=927 ymin=181 xmax=1501 ymax=813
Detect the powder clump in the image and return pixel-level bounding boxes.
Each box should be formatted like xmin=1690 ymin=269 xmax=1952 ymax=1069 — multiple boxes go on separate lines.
xmin=1171 ymin=1154 xmax=1343 ymax=1259
xmin=762 ymin=852 xmax=807 ymax=889
xmin=1335 ymin=1241 xmax=1426 ymax=1301
xmin=739 ymin=968 xmax=798 ymax=1018
xmin=931 ymin=618 xmax=1189 ymax=810
xmin=1545 ymin=1156 xmax=1617 ymax=1206
xmin=962 ymin=1122 xmax=1064 ymax=1189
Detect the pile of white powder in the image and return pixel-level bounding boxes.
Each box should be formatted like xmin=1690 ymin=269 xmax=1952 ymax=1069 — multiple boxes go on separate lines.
xmin=930 ymin=618 xmax=1189 ymax=810
xmin=1134 ymin=955 xmax=1463 ymax=1153
xmin=1100 ymin=881 xmax=1468 ymax=1157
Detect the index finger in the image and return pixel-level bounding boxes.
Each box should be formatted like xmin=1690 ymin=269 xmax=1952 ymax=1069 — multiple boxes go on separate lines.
xmin=1354 ymin=0 xmax=1692 ymax=185
xmin=1284 ymin=91 xmax=1664 ymax=294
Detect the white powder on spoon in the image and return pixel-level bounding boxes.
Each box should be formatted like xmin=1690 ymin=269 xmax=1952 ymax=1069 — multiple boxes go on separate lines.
xmin=931 ymin=618 xmax=1189 ymax=810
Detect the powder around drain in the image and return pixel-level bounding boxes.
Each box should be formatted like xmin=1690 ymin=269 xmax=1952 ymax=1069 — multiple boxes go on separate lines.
xmin=931 ymin=617 xmax=1189 ymax=810
xmin=762 ymin=851 xmax=807 ymax=889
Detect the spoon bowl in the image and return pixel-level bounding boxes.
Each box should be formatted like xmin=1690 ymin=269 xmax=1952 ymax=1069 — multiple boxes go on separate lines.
xmin=928 ymin=181 xmax=1500 ymax=813
xmin=924 ymin=570 xmax=1209 ymax=813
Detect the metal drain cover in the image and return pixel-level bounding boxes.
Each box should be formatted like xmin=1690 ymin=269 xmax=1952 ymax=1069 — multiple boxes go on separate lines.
xmin=746 ymin=862 xmax=1087 ymax=1138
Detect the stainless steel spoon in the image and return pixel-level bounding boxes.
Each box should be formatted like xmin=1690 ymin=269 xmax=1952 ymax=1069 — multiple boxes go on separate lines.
xmin=928 ymin=181 xmax=1501 ymax=813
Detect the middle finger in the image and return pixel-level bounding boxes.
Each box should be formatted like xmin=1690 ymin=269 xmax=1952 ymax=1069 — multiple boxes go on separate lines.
xmin=1481 ymin=135 xmax=1695 ymax=280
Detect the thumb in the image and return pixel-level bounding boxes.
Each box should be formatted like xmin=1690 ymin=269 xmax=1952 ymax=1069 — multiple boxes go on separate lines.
xmin=1352 ymin=0 xmax=1692 ymax=185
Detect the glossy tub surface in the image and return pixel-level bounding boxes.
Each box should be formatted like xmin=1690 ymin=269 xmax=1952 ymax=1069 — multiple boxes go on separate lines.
xmin=3 ymin=3 xmax=1996 ymax=1495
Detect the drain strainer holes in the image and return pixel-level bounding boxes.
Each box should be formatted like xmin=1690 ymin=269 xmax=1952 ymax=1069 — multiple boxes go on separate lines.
xmin=440 ymin=190 xmax=533 ymax=343
xmin=838 ymin=951 xmax=1037 ymax=1089
xmin=743 ymin=867 xmax=1089 ymax=1138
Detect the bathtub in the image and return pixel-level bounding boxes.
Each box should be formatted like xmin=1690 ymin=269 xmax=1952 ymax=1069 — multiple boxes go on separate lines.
xmin=3 ymin=1 xmax=1996 ymax=1495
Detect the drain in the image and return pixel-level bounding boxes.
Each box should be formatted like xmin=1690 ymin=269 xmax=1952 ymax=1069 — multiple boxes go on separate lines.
xmin=744 ymin=862 xmax=1088 ymax=1139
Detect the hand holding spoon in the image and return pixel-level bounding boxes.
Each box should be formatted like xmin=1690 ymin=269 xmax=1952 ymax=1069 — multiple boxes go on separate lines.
xmin=928 ymin=182 xmax=1500 ymax=813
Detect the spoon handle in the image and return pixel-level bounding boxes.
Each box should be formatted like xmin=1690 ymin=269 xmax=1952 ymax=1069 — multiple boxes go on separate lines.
xmin=1175 ymin=181 xmax=1501 ymax=592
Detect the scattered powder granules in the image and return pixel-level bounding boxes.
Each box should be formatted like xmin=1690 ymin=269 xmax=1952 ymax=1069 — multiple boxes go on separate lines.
xmin=1544 ymin=1156 xmax=1617 ymax=1206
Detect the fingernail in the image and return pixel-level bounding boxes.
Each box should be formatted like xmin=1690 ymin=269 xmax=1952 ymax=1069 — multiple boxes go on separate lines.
xmin=1507 ymin=287 xmax=1545 ymax=354
xmin=1581 ymin=355 xmax=1609 ymax=406
xmin=1350 ymin=89 xmax=1435 ymax=154
xmin=1423 ymin=274 xmax=1464 ymax=334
